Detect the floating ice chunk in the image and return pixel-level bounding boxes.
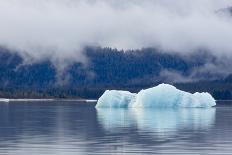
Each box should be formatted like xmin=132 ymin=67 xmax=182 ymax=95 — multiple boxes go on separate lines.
xmin=96 ymin=84 xmax=216 ymax=108
xmin=96 ymin=90 xmax=136 ymax=108
xmin=0 ymin=98 xmax=9 ymax=102
xmin=131 ymin=84 xmax=216 ymax=108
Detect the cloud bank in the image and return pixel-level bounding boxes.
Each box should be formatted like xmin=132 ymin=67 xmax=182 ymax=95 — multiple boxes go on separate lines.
xmin=0 ymin=0 xmax=232 ymax=64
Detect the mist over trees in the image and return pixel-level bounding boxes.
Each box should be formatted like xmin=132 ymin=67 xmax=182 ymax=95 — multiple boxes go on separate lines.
xmin=0 ymin=46 xmax=232 ymax=100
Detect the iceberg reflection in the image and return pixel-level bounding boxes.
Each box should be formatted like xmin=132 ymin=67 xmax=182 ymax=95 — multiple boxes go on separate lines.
xmin=97 ymin=109 xmax=135 ymax=131
xmin=97 ymin=108 xmax=215 ymax=137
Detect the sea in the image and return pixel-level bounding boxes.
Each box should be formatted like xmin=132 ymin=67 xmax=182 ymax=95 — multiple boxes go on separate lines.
xmin=0 ymin=100 xmax=231 ymax=155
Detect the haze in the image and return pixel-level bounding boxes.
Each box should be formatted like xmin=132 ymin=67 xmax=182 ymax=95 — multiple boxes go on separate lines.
xmin=0 ymin=0 xmax=232 ymax=63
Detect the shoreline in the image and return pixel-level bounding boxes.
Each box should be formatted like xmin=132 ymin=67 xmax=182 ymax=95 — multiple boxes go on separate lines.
xmin=1 ymin=98 xmax=232 ymax=103
xmin=0 ymin=98 xmax=98 ymax=103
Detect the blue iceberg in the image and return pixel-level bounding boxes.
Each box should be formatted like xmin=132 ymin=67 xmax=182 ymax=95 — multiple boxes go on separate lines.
xmin=96 ymin=84 xmax=216 ymax=108
xmin=96 ymin=90 xmax=136 ymax=108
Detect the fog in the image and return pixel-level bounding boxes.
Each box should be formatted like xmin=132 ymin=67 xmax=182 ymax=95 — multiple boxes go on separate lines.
xmin=0 ymin=0 xmax=232 ymax=65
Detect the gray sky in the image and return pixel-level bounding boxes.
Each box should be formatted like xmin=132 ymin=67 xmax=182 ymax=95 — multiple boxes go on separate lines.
xmin=0 ymin=0 xmax=232 ymax=63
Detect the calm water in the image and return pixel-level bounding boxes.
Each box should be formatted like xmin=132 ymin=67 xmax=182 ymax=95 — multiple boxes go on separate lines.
xmin=0 ymin=101 xmax=231 ymax=155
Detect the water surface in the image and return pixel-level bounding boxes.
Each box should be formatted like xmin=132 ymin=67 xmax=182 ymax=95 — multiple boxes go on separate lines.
xmin=0 ymin=101 xmax=231 ymax=154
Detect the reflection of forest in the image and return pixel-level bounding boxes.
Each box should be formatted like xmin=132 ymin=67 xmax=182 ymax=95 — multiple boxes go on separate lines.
xmin=0 ymin=102 xmax=101 ymax=147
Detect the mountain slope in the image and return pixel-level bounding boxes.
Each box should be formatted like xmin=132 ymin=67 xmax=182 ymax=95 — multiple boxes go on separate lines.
xmin=0 ymin=47 xmax=231 ymax=99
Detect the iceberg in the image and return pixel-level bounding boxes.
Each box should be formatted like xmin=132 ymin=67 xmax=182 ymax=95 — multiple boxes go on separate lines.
xmin=96 ymin=90 xmax=136 ymax=108
xmin=95 ymin=84 xmax=216 ymax=108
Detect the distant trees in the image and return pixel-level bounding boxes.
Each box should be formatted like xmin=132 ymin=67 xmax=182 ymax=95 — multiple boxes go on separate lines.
xmin=0 ymin=46 xmax=232 ymax=100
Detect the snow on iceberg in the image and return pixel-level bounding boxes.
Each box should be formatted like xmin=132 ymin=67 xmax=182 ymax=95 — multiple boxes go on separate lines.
xmin=96 ymin=84 xmax=216 ymax=108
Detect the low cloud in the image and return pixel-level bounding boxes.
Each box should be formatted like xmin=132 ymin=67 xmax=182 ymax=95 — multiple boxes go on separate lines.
xmin=159 ymin=55 xmax=232 ymax=83
xmin=0 ymin=0 xmax=232 ymax=70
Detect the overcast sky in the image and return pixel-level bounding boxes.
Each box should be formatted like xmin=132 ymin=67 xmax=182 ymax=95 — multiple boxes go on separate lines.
xmin=0 ymin=0 xmax=232 ymax=64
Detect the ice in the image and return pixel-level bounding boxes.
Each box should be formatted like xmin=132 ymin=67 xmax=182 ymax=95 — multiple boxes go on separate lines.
xmin=96 ymin=84 xmax=216 ymax=108
xmin=0 ymin=98 xmax=9 ymax=102
xmin=96 ymin=90 xmax=136 ymax=108
xmin=9 ymin=99 xmax=54 ymax=102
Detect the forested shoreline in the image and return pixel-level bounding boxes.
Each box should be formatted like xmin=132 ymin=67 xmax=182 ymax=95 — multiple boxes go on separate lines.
xmin=0 ymin=47 xmax=232 ymax=100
